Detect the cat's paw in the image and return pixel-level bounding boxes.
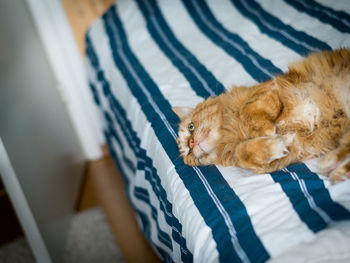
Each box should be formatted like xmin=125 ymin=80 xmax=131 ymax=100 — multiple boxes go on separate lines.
xmin=265 ymin=137 xmax=290 ymax=163
xmin=234 ymin=134 xmax=294 ymax=173
xmin=183 ymin=154 xmax=201 ymax=166
xmin=238 ymin=135 xmax=291 ymax=164
xmin=319 ymin=150 xmax=350 ymax=183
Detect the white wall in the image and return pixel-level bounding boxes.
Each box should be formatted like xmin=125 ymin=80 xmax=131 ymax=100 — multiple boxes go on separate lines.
xmin=0 ymin=0 xmax=89 ymax=261
xmin=25 ymin=0 xmax=104 ymax=161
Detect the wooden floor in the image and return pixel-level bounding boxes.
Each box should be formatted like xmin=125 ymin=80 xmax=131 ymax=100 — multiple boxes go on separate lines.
xmin=61 ymin=0 xmax=115 ymax=56
xmin=61 ymin=1 xmax=161 ymax=262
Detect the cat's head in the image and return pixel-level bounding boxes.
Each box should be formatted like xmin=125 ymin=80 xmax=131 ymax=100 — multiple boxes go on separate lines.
xmin=173 ymin=97 xmax=222 ymax=165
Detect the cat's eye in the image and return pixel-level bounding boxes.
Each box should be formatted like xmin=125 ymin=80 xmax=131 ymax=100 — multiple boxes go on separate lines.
xmin=188 ymin=122 xmax=195 ymax=133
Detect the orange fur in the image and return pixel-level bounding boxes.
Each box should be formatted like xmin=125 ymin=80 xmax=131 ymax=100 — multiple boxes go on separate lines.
xmin=173 ymin=48 xmax=350 ymax=182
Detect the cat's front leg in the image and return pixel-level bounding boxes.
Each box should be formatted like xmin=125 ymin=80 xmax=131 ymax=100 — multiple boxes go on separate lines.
xmin=183 ymin=153 xmax=201 ymax=166
xmin=319 ymin=129 xmax=350 ymax=183
xmin=233 ymin=134 xmax=295 ymax=174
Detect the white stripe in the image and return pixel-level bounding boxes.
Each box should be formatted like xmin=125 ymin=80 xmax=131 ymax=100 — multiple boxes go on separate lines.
xmin=86 ymin=0 xmax=350 ymax=261
xmin=133 ymin=194 xmax=174 ymax=256
xmin=93 ymin=67 xmax=178 ymax=260
xmin=295 ymin=0 xmax=350 ymax=28
xmin=111 ymin=0 xmax=203 ymax=109
xmin=145 ymin=163 xmax=191 ymax=257
xmin=193 ymin=167 xmax=250 ymax=263
xmin=283 ymin=168 xmax=333 ymax=224
xmin=239 ymin=0 xmax=319 ymax=52
xmin=86 ymin=60 xmax=138 ymax=167
xmin=106 ymin=7 xmax=251 ymax=261
xmin=190 ymin=0 xmax=274 ymax=79
xmin=217 ymin=166 xmax=314 ymax=257
xmin=107 ymin=93 xmax=142 ymax=154
xmin=107 ymin=11 xmax=178 ymax=139
xmin=299 ymin=154 xmax=350 ymax=215
xmin=257 ymin=0 xmax=350 ymax=49
xmin=85 ymin=59 xmax=110 ymax=135
xmin=328 ymin=179 xmax=350 ymax=212
xmin=206 ymin=0 xmax=301 ymax=72
xmin=143 ymin=1 xmax=216 ymax=97
xmin=90 ymin=16 xmax=219 ymax=262
xmin=316 ymin=0 xmax=350 ymax=14
xmin=159 ymin=0 xmax=256 ymax=87
xmin=133 ymin=189 xmax=172 ymax=247
xmin=87 ymin=35 xmax=176 ymax=258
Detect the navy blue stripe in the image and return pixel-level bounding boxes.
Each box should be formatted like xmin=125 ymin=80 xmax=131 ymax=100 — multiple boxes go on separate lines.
xmin=103 ymin=128 xmax=136 ymax=204
xmin=271 ymin=168 xmax=328 ymax=232
xmin=182 ymin=0 xmax=350 ymax=235
xmin=89 ymin=82 xmax=101 ymax=106
xmin=86 ymin=36 xmax=193 ymax=262
xmin=103 ymin=129 xmax=172 ymax=261
xmin=89 ymin=1 xmax=350 ymax=262
xmin=134 ymin=187 xmax=173 ymax=250
xmin=271 ymin=163 xmax=350 ymax=232
xmin=104 ymin=130 xmax=173 ymax=263
xmin=103 ymin=129 xmax=129 ymax=185
xmin=135 ymin=0 xmax=225 ymax=98
xmin=104 ymin=111 xmax=174 ymax=251
xmin=104 ymin=129 xmax=173 ymax=262
xmin=103 ymin=6 xmax=269 ymax=262
xmin=107 ymin=86 xmax=193 ymax=260
xmin=136 ymin=209 xmax=174 ymax=263
xmin=285 ymin=0 xmax=350 ymax=33
xmin=231 ymin=0 xmax=331 ymax=56
xmin=91 ymin=61 xmax=136 ymax=173
xmin=285 ymin=164 xmax=350 ymax=222
xmin=183 ymin=0 xmax=283 ymax=82
xmin=102 ymin=9 xmax=239 ymax=262
xmin=104 ymin=112 xmax=136 ymax=173
xmin=103 ymin=80 xmax=177 ymax=257
xmin=107 ymin=97 xmax=193 ymax=261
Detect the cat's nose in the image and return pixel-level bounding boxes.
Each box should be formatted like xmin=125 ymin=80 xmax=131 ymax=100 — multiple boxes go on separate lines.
xmin=189 ymin=138 xmax=195 ymax=149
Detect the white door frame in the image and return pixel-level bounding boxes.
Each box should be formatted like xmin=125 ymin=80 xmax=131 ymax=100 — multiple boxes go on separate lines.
xmin=25 ymin=0 xmax=104 ymax=160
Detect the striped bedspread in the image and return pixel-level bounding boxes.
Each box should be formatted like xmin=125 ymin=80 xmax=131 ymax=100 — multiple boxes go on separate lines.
xmin=85 ymin=0 xmax=350 ymax=262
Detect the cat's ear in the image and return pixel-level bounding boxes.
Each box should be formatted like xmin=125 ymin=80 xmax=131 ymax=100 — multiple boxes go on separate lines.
xmin=172 ymin=107 xmax=193 ymax=119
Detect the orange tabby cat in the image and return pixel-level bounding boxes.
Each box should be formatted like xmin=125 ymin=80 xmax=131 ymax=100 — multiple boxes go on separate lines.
xmin=173 ymin=48 xmax=350 ymax=182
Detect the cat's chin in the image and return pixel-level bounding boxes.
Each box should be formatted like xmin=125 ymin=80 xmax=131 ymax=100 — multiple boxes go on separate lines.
xmin=193 ymin=146 xmax=207 ymax=159
xmin=193 ymin=139 xmax=215 ymax=158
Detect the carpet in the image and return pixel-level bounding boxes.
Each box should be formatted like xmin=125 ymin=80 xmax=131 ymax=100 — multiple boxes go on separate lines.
xmin=0 ymin=208 xmax=124 ymax=263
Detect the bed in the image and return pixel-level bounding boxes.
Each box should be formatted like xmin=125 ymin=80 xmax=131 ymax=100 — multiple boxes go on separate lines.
xmin=85 ymin=0 xmax=350 ymax=262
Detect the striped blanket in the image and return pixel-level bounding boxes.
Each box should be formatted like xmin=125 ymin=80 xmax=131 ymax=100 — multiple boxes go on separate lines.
xmin=85 ymin=0 xmax=350 ymax=262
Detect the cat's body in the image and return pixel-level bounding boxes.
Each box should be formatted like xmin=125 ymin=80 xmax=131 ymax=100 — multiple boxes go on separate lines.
xmin=174 ymin=48 xmax=350 ymax=182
